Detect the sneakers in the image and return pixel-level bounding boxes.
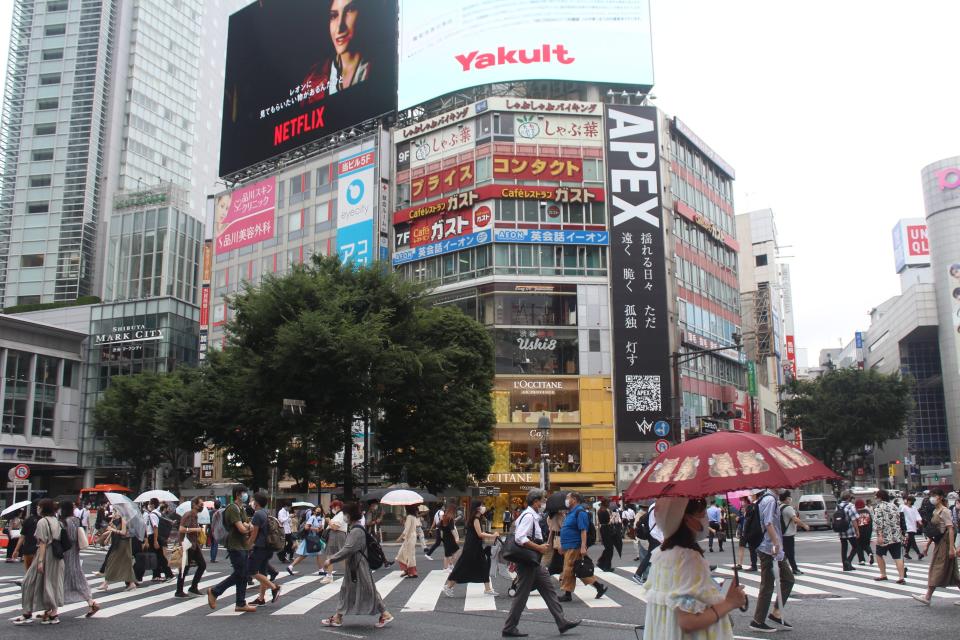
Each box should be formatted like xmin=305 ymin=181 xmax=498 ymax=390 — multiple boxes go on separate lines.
xmin=630 ymin=574 xmax=645 ymax=586
xmin=207 ymin=587 xmax=217 ymax=610
xmin=484 ymin=589 xmax=499 ymax=596
xmin=748 ymin=621 xmax=778 ymax=633
xmin=174 ymin=591 xmax=190 ymax=598
xmin=424 ymin=554 xmax=433 ymax=561
xmin=768 ymin=614 xmax=793 ymax=629
xmin=286 ymin=564 xmax=295 ymax=576
xmin=375 ymin=613 xmax=394 ymax=628
xmin=912 ymin=594 xmax=931 ymax=606
xmin=320 ymin=575 xmax=333 ymax=585
xmin=234 ymin=604 xmax=257 ymax=613
xmin=558 ymin=592 xmax=573 ymax=602
xmin=442 ymin=586 xmax=456 ymax=598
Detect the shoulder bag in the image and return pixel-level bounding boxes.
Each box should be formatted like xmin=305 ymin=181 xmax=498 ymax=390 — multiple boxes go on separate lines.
xmin=501 ymin=513 xmax=542 ymax=567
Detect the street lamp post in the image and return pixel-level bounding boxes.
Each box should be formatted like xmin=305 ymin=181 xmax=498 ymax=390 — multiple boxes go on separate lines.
xmin=538 ymin=414 xmax=552 ymax=492
xmin=670 ymin=332 xmax=743 ymax=439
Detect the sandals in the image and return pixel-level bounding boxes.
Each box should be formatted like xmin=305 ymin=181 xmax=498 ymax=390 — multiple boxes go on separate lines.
xmin=322 ymin=615 xmax=343 ymax=627
xmin=86 ymin=602 xmax=100 ymax=617
xmin=40 ymin=614 xmax=60 ymax=625
xmin=873 ymin=576 xmax=888 ymax=581
xmin=12 ymin=615 xmax=33 ymax=625
xmin=271 ymin=585 xmax=282 ymax=603
xmin=376 ymin=613 xmax=394 ymax=628
xmin=251 ymin=597 xmax=267 ymax=606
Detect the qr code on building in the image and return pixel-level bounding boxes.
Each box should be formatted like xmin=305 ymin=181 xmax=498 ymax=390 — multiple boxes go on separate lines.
xmin=625 ymin=375 xmax=661 ymax=412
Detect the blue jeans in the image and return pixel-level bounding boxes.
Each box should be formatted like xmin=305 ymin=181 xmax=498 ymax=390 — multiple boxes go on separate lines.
xmin=210 ymin=537 xmax=219 ymax=562
xmin=212 ymin=549 xmax=249 ymax=606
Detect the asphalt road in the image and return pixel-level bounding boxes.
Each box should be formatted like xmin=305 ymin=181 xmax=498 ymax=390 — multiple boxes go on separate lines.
xmin=0 ymin=530 xmax=956 ymax=639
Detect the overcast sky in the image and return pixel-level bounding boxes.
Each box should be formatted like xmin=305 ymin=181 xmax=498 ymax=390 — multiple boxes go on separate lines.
xmin=0 ymin=2 xmax=957 ymax=364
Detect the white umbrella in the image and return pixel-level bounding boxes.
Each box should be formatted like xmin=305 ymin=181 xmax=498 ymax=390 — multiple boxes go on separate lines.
xmin=134 ymin=489 xmax=179 ymax=503
xmin=1 ymin=500 xmax=31 ymax=518
xmin=380 ymin=489 xmax=426 ymax=506
xmin=197 ymin=508 xmax=211 ymax=525
xmin=175 ymin=501 xmax=192 ymax=516
xmin=291 ymin=501 xmax=315 ymax=508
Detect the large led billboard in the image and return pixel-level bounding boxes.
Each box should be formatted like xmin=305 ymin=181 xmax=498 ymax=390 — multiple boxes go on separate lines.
xmin=220 ymin=0 xmax=398 ymax=177
xmin=398 ymin=0 xmax=654 ymax=111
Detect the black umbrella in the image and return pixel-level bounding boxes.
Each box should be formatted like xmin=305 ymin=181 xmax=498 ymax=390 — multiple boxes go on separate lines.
xmin=545 ymin=491 xmax=569 ymax=515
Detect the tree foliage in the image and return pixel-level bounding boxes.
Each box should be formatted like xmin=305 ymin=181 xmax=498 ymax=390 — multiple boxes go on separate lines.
xmin=205 ymin=255 xmax=496 ymax=495
xmin=780 ymin=368 xmax=913 ymax=469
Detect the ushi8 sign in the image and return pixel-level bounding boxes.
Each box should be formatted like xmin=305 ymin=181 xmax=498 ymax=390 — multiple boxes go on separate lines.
xmin=604 ymin=104 xmax=671 ymax=444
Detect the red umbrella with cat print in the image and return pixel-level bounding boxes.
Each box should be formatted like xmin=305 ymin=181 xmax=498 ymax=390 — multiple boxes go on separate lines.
xmin=623 ymin=430 xmax=839 ymax=501
xmin=624 ymin=430 xmax=840 ymax=622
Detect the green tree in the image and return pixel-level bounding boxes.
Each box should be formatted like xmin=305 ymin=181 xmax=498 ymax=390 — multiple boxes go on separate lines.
xmin=780 ymin=368 xmax=913 ymax=470
xmin=205 ymin=255 xmax=496 ymax=496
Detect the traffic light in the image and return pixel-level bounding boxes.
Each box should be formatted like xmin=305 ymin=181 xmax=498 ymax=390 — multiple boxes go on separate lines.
xmin=711 ymin=406 xmax=744 ymax=420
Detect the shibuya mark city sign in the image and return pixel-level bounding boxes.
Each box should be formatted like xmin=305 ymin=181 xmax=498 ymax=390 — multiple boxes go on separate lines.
xmin=604 ymin=104 xmax=671 ymax=443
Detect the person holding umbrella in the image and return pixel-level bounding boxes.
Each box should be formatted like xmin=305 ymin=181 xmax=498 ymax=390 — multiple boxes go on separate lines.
xmin=641 ymin=497 xmax=746 ymax=639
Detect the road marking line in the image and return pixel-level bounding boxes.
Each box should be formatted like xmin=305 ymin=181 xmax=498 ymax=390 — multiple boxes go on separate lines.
xmin=272 ymin=578 xmax=342 ymax=615
xmin=464 ymin=582 xmax=497 ymax=611
xmin=798 ymin=563 xmax=959 ymax=598
xmin=783 ymin=565 xmax=907 ymax=598
xmin=715 ymin=567 xmax=832 ymax=596
xmin=88 ymin=574 xmax=225 ymax=618
xmin=208 ymin=574 xmax=321 ymax=616
xmin=600 ymin=570 xmax=648 ymax=602
xmin=402 ymin=570 xmax=448 ymax=612
xmin=373 ymin=571 xmax=406 ymax=600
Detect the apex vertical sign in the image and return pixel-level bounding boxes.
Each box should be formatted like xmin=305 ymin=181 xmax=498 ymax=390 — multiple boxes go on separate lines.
xmin=604 ymin=105 xmax=671 ymax=443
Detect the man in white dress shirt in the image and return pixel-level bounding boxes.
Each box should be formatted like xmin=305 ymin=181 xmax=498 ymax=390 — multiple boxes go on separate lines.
xmin=502 ymin=489 xmax=580 ymax=638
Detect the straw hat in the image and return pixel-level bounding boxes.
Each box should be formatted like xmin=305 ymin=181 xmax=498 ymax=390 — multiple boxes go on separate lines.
xmin=654 ymin=497 xmax=691 ymax=540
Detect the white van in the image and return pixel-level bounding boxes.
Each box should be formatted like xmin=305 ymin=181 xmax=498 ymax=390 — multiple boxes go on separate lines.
xmin=797 ymin=494 xmax=838 ymax=530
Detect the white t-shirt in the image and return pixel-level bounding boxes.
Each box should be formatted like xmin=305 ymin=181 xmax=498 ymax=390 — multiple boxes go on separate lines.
xmin=649 ymin=504 xmax=664 ymax=543
xmin=901 ymin=505 xmax=921 ymax=533
xmin=622 ymin=507 xmax=636 ymax=522
xmin=278 ymin=507 xmax=291 ymax=534
xmin=144 ymin=510 xmax=159 ymax=535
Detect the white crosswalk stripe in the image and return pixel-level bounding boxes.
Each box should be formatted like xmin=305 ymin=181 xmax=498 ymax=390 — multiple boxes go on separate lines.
xmin=4 ymin=559 xmax=945 ymax=620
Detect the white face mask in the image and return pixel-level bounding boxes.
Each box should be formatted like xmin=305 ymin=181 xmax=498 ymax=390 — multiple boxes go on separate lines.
xmin=564 ymin=498 xmax=572 ymax=508
xmin=479 ymin=506 xmax=487 ymax=515
xmin=930 ymin=497 xmax=940 ymax=506
xmin=695 ymin=515 xmax=710 ymax=541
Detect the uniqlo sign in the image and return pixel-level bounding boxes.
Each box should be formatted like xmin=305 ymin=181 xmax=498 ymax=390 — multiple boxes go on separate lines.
xmin=604 ymin=105 xmax=671 ymax=443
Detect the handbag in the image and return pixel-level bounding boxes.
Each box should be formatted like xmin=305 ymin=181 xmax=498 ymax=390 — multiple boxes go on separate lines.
xmin=501 ymin=513 xmax=542 ymax=567
xmin=574 ymin=555 xmax=595 ymax=579
xmin=198 ymin=527 xmax=207 ymax=547
xmin=77 ymin=526 xmax=90 ymax=550
xmin=169 ymin=545 xmax=183 ymax=568
xmin=306 ymin=531 xmax=323 ymax=554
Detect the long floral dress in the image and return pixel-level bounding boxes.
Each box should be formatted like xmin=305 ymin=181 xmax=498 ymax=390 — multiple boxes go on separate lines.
xmin=642 ymin=546 xmax=733 ymax=640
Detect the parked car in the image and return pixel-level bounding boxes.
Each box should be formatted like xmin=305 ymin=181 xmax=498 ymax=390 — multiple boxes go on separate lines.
xmin=797 ymin=494 xmax=838 ymax=530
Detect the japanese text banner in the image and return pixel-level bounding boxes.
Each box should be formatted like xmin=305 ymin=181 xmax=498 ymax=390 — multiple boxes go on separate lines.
xmin=214 ymin=176 xmax=276 ymax=254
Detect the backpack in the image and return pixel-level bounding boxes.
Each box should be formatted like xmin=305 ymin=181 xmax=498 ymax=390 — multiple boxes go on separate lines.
xmin=212 ymin=507 xmax=230 ymax=544
xmin=355 ymin=525 xmax=389 ymax=571
xmin=918 ymin=499 xmax=934 ymax=528
xmin=831 ymin=503 xmax=850 ymax=533
xmin=636 ymin=509 xmax=652 ymax=541
xmin=155 ymin=514 xmax=174 ymax=545
xmin=266 ymin=515 xmax=285 ymax=552
xmin=50 ymin=518 xmax=72 ymax=559
xmin=586 ymin=517 xmax=597 ymax=547
xmin=743 ymin=496 xmax=770 ymax=548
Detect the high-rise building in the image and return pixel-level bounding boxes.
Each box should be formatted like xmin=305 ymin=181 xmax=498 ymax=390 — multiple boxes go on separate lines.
xmin=735 ymin=208 xmax=790 ymax=436
xmin=0 ymin=0 xmax=244 ymax=491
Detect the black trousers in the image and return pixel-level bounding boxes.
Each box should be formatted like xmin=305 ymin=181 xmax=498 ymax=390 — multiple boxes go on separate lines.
xmin=598 ymin=542 xmax=615 ymax=571
xmin=840 ymin=536 xmax=858 ymax=567
xmin=176 ymin=547 xmax=206 ymax=593
xmin=426 ymin=528 xmax=443 ymax=556
xmin=904 ymin=532 xmax=922 ymax=557
xmin=783 ymin=534 xmax=798 ymax=572
xmin=856 ymin=529 xmax=873 ymax=562
xmin=279 ymin=534 xmax=294 ymax=562
xmin=151 ymin=540 xmax=173 ymax=579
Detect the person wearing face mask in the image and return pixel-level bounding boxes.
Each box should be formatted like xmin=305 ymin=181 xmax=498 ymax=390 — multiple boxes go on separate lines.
xmin=206 ymin=485 xmax=256 ymax=613
xmin=641 ymin=497 xmax=747 ymax=640
xmin=748 ymin=488 xmax=794 ymax=633
xmin=395 ymin=505 xmax=421 ymax=579
xmin=443 ymin=501 xmax=500 ymax=597
xmin=911 ymin=487 xmax=959 ymax=605
xmin=558 ymin=492 xmax=608 ymax=601
xmin=318 ymin=500 xmax=347 ymax=585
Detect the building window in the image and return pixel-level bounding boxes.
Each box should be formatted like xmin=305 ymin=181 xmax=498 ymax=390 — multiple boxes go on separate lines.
xmin=289 ymin=210 xmax=303 ymax=233
xmin=37 ymin=98 xmax=59 ymax=111
xmin=493 ymin=377 xmax=580 ymax=424
xmin=61 ymin=360 xmax=78 ymax=388
xmin=31 ymin=149 xmax=54 ymax=161
xmin=3 ymin=350 xmax=31 ymax=435
xmin=20 ymin=254 xmax=44 ymax=267
xmin=491 ymin=426 xmax=581 ymax=473
xmin=755 ymin=254 xmax=768 ymax=267
xmin=34 ymin=123 xmax=56 ymax=136
xmin=39 ymin=72 xmax=61 ymax=85
xmin=44 ymin=24 xmax=66 ymax=36
xmin=42 ymin=49 xmax=64 ymax=61
xmin=16 ymin=295 xmax=42 ymax=305
xmin=493 ymin=328 xmax=579 ymax=375
xmin=289 ymin=171 xmax=311 ymax=205
xmin=32 ymin=356 xmax=58 ymax=438
xmin=29 ymin=175 xmax=52 ymax=187
xmin=27 ymin=202 xmax=50 ymax=214
xmin=47 ymin=1 xmax=69 ymax=11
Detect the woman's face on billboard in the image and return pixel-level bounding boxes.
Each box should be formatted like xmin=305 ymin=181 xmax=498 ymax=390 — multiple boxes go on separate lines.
xmin=329 ymin=0 xmax=359 ymax=56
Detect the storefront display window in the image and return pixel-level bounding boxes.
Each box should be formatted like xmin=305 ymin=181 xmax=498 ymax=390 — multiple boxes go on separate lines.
xmin=493 ymin=328 xmax=578 ymax=375
xmin=479 ymin=292 xmax=576 ymax=326
xmin=493 ymin=377 xmax=579 ymax=424
xmin=493 ymin=426 xmax=581 ymax=473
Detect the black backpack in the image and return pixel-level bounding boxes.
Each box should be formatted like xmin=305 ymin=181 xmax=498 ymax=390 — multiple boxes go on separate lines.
xmin=156 ymin=514 xmax=174 ymax=544
xmin=586 ymin=518 xmax=597 ymax=547
xmin=743 ymin=496 xmax=770 ymax=548
xmin=831 ymin=503 xmax=850 ymax=533
xmin=636 ymin=509 xmax=652 ymax=541
xmin=355 ymin=525 xmax=389 ymax=571
xmin=50 ymin=517 xmax=72 ymax=559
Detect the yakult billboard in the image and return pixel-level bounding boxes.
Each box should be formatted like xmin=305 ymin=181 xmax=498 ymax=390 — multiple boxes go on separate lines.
xmin=397 ymin=0 xmax=653 ymax=111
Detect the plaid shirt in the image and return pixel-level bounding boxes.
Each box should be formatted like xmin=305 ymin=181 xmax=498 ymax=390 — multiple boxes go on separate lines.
xmin=838 ymin=501 xmax=858 ymax=539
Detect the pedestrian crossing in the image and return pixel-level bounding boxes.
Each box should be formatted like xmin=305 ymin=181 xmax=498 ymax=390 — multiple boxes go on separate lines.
xmin=2 ymin=559 xmax=954 ymax=621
